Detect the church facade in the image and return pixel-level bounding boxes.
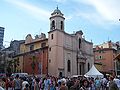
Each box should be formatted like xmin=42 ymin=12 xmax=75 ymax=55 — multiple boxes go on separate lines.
xmin=48 ymin=7 xmax=94 ymax=77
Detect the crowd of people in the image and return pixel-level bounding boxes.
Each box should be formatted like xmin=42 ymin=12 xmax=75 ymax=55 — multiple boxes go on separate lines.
xmin=0 ymin=73 xmax=120 ymax=90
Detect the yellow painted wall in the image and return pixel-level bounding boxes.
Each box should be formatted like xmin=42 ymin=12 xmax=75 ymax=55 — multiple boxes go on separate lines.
xmin=34 ymin=42 xmax=41 ymax=49
xmin=19 ymin=55 xmax=24 ymax=72
xmin=23 ymin=40 xmax=48 ymax=52
xmin=20 ymin=43 xmax=26 ymax=54
xmin=20 ymin=34 xmax=48 ymax=53
xmin=13 ymin=56 xmax=23 ymax=72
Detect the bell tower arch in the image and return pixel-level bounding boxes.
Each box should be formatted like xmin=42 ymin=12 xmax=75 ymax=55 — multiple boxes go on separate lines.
xmin=50 ymin=6 xmax=65 ymax=31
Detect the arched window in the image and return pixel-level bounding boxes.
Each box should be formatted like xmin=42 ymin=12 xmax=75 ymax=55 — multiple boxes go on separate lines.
xmin=79 ymin=38 xmax=81 ymax=49
xmin=61 ymin=21 xmax=63 ymax=30
xmin=67 ymin=60 xmax=71 ymax=72
xmin=51 ymin=20 xmax=55 ymax=29
xmin=30 ymin=44 xmax=34 ymax=51
xmin=51 ymin=34 xmax=53 ymax=39
xmin=59 ymin=72 xmax=62 ymax=77
xmin=88 ymin=63 xmax=90 ymax=71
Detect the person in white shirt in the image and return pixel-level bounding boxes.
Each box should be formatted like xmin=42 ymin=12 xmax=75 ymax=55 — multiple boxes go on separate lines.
xmin=0 ymin=86 xmax=4 ymax=90
xmin=22 ymin=77 xmax=29 ymax=90
xmin=101 ymin=77 xmax=108 ymax=90
xmin=44 ymin=76 xmax=51 ymax=90
xmin=114 ymin=76 xmax=120 ymax=90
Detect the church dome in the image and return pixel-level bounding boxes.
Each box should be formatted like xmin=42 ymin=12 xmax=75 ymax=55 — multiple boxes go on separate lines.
xmin=51 ymin=6 xmax=63 ymax=16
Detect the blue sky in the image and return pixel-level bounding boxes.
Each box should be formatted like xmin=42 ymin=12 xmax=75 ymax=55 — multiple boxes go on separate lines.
xmin=0 ymin=0 xmax=120 ymax=47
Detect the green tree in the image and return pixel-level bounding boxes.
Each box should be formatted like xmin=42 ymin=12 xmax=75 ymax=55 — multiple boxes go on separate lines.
xmin=13 ymin=58 xmax=19 ymax=73
xmin=30 ymin=55 xmax=38 ymax=75
xmin=6 ymin=60 xmax=13 ymax=73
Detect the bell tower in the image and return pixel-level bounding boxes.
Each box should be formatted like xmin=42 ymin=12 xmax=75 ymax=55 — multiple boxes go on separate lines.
xmin=48 ymin=7 xmax=65 ymax=76
xmin=50 ymin=6 xmax=65 ymax=31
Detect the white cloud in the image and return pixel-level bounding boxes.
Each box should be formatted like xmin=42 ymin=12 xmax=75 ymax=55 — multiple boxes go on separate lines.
xmin=5 ymin=0 xmax=51 ymax=21
xmin=65 ymin=15 xmax=73 ymax=20
xmin=73 ymin=0 xmax=120 ymax=24
xmin=76 ymin=11 xmax=106 ymax=25
xmin=89 ymin=0 xmax=120 ymax=22
xmin=4 ymin=0 xmax=120 ymax=24
xmin=52 ymin=0 xmax=67 ymax=3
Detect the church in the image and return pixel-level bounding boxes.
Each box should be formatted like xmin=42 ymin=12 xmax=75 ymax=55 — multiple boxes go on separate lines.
xmin=48 ymin=7 xmax=94 ymax=77
xmin=11 ymin=7 xmax=94 ymax=76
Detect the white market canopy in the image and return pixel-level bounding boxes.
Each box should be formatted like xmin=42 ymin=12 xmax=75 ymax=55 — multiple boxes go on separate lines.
xmin=84 ymin=65 xmax=104 ymax=78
